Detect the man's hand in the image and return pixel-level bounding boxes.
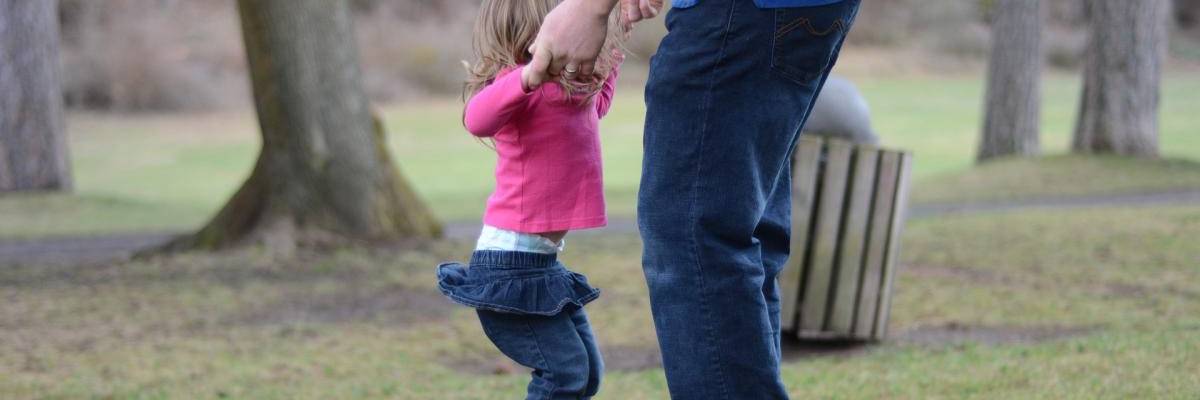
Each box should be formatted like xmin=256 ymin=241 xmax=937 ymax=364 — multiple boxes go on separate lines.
xmin=526 ymin=0 xmax=618 ymax=88
xmin=621 ymin=0 xmax=664 ymax=29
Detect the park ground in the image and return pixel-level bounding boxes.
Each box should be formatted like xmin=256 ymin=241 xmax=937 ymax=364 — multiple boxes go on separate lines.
xmin=1 ymin=71 xmax=1199 ymax=398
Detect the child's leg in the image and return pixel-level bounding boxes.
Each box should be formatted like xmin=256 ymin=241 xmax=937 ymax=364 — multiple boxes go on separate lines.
xmin=477 ymin=309 xmax=593 ymax=400
xmin=568 ymin=307 xmax=604 ymax=397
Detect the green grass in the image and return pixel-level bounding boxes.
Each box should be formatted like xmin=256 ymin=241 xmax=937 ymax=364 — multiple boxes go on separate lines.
xmin=2 ymin=73 xmax=1198 ymax=238
xmin=2 ymin=206 xmax=1198 ymax=398
xmin=911 ymin=154 xmax=1200 ymax=205
xmin=0 ymin=193 xmax=197 ymax=237
xmin=862 ymin=72 xmax=1200 ymax=177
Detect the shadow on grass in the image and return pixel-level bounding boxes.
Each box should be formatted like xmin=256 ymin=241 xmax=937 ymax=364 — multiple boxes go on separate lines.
xmin=444 ymin=322 xmax=1102 ymax=376
xmin=224 ymin=282 xmax=454 ymax=327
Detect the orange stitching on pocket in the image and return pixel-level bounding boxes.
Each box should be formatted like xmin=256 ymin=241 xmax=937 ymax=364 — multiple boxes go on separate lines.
xmin=774 ymin=17 xmax=807 ymax=39
xmin=775 ymin=16 xmax=845 ymax=39
xmin=803 ymin=17 xmax=845 ymax=36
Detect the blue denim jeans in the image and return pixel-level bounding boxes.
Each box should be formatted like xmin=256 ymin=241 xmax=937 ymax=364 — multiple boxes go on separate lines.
xmin=638 ymin=0 xmax=860 ymax=398
xmin=477 ymin=307 xmax=602 ymax=399
xmin=437 ymin=251 xmax=603 ymax=399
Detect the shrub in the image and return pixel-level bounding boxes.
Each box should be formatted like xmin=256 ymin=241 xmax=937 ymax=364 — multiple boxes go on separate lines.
xmin=58 ymin=0 xmax=245 ymax=111
xmin=356 ymin=2 xmax=476 ymax=101
xmin=845 ymin=0 xmax=920 ymax=47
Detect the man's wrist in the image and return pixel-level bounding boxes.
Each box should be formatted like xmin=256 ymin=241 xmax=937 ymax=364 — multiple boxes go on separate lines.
xmin=576 ymin=0 xmax=620 ymax=18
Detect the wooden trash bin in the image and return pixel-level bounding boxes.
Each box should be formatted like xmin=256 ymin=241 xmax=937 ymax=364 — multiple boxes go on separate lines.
xmin=778 ymin=136 xmax=913 ymax=341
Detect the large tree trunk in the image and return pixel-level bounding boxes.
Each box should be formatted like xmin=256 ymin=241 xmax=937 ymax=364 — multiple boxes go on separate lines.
xmin=977 ymin=0 xmax=1042 ymax=162
xmin=0 ymin=0 xmax=72 ymax=192
xmin=1177 ymin=0 xmax=1200 ymax=31
xmin=1072 ymin=0 xmax=1169 ymax=157
xmin=172 ymin=0 xmax=440 ymax=251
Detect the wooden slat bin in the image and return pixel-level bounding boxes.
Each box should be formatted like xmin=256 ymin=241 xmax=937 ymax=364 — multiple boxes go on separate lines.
xmin=778 ymin=136 xmax=913 ymax=341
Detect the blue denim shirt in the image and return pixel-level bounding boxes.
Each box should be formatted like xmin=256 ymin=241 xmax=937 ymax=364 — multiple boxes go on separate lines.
xmin=672 ymin=0 xmax=842 ymax=8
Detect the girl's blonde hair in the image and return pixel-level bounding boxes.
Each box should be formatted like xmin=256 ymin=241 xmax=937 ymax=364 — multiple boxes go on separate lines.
xmin=464 ymin=0 xmax=624 ymax=102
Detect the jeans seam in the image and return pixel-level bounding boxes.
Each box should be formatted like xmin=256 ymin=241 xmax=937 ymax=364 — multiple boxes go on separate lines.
xmin=773 ymin=17 xmax=805 ymax=39
xmin=441 ymin=290 xmax=600 ymax=316
xmin=688 ymin=1 xmax=738 ymax=399
xmin=523 ymin=319 xmax=559 ymax=399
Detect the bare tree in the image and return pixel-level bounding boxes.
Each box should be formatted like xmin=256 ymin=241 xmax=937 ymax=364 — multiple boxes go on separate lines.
xmin=978 ymin=0 xmax=1042 ymax=162
xmin=0 ymin=0 xmax=72 ymax=192
xmin=171 ymin=0 xmax=441 ymax=251
xmin=1072 ymin=0 xmax=1170 ymax=157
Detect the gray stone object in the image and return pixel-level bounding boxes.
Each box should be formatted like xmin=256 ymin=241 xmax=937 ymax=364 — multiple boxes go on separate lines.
xmin=802 ymin=75 xmax=879 ymax=145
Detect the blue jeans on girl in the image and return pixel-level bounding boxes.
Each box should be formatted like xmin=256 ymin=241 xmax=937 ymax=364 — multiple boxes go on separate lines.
xmin=638 ymin=0 xmax=861 ymax=398
xmin=438 ymin=250 xmax=603 ymax=399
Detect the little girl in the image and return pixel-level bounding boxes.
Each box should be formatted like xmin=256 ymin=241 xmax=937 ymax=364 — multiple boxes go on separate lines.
xmin=436 ymin=0 xmax=624 ymax=398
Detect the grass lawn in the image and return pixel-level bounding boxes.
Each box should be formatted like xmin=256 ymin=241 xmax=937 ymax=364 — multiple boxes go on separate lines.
xmin=2 ymin=205 xmax=1198 ymax=398
xmin=911 ymin=154 xmax=1200 ymax=204
xmin=2 ymin=72 xmax=1199 ymax=238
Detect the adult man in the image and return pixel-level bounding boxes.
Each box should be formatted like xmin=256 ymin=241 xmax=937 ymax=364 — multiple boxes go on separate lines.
xmin=528 ymin=0 xmax=860 ymax=397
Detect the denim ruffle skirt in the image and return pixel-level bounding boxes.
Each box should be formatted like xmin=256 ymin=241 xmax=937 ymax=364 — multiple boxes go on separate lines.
xmin=436 ymin=250 xmax=600 ymax=315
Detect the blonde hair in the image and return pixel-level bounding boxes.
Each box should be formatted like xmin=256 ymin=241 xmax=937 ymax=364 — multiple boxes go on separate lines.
xmin=464 ymin=0 xmax=624 ymax=102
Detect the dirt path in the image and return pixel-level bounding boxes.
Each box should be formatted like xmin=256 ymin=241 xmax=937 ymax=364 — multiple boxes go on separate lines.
xmin=907 ymin=189 xmax=1200 ymax=219
xmin=0 ymin=232 xmax=176 ymax=266
xmin=2 ymin=190 xmax=1199 ymax=266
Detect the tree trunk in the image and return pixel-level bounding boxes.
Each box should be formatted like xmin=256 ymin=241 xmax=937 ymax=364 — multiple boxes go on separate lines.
xmin=1072 ymin=0 xmax=1169 ymax=157
xmin=0 ymin=0 xmax=72 ymax=192
xmin=977 ymin=0 xmax=1042 ymax=162
xmin=1177 ymin=0 xmax=1200 ymax=31
xmin=172 ymin=0 xmax=441 ymax=251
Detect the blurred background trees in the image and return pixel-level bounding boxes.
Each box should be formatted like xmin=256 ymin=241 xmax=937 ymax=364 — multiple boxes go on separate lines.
xmin=45 ymin=0 xmax=1200 ymax=113
xmin=170 ymin=0 xmax=441 ymax=251
xmin=976 ymin=0 xmax=1176 ymax=161
xmin=977 ymin=0 xmax=1043 ymax=162
xmin=0 ymin=0 xmax=71 ymax=192
xmin=1072 ymin=0 xmax=1172 ymax=157
xmin=53 ymin=0 xmax=478 ymax=112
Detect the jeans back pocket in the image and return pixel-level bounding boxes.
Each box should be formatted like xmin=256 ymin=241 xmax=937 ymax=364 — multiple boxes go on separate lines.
xmin=770 ymin=4 xmax=852 ymax=86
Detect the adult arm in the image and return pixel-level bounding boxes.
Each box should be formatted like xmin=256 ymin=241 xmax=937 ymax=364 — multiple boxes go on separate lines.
xmin=526 ymin=0 xmax=663 ymax=87
xmin=525 ymin=0 xmax=619 ymax=87
xmin=463 ymin=68 xmax=534 ymax=137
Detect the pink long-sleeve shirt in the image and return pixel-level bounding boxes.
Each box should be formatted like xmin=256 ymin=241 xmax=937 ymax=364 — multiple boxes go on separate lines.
xmin=464 ymin=63 xmax=620 ymax=233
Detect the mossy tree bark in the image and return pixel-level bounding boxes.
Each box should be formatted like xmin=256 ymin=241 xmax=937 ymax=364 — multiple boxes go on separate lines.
xmin=977 ymin=0 xmax=1042 ymax=163
xmin=172 ymin=0 xmax=440 ymax=250
xmin=1072 ymin=0 xmax=1169 ymax=157
xmin=0 ymin=0 xmax=72 ymax=192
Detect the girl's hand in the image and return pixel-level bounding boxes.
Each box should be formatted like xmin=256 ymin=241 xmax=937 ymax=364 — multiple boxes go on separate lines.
xmin=520 ymin=65 xmax=538 ymax=93
xmin=611 ymin=47 xmax=626 ymax=63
